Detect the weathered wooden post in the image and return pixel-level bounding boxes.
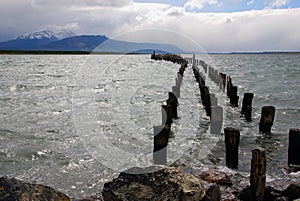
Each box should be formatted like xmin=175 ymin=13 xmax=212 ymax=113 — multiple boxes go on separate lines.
xmin=153 ymin=125 xmax=170 ymax=165
xmin=241 ymin=93 xmax=254 ymax=121
xmin=210 ymin=106 xmax=223 ymax=135
xmin=288 ymin=128 xmax=300 ymax=166
xmin=177 ymin=73 xmax=183 ymax=87
xmin=227 ymin=76 xmax=232 ymax=98
xmin=162 ymin=105 xmax=172 ymax=127
xmin=259 ymin=106 xmax=275 ymax=133
xmin=210 ymin=93 xmax=218 ymax=107
xmin=200 ymin=86 xmax=211 ymax=117
xmin=224 ymin=127 xmax=240 ymax=169
xmin=250 ymin=148 xmax=266 ymax=201
xmin=220 ymin=73 xmax=226 ymax=91
xmin=166 ymin=92 xmax=178 ymax=119
xmin=151 ymin=51 xmax=156 ymax=60
xmin=230 ymin=86 xmax=239 ymax=107
xmin=172 ymin=86 xmax=180 ymax=99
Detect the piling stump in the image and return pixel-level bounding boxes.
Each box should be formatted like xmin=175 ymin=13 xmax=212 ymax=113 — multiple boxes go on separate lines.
xmin=153 ymin=125 xmax=170 ymax=165
xmin=250 ymin=148 xmax=266 ymax=201
xmin=259 ymin=106 xmax=275 ymax=133
xmin=166 ymin=92 xmax=178 ymax=119
xmin=162 ymin=105 xmax=172 ymax=127
xmin=224 ymin=127 xmax=240 ymax=169
xmin=200 ymin=86 xmax=211 ymax=117
xmin=288 ymin=128 xmax=300 ymax=166
xmin=229 ymin=86 xmax=239 ymax=107
xmin=241 ymin=93 xmax=254 ymax=121
xmin=210 ymin=94 xmax=218 ymax=107
xmin=172 ymin=86 xmax=180 ymax=99
xmin=210 ymin=106 xmax=223 ymax=135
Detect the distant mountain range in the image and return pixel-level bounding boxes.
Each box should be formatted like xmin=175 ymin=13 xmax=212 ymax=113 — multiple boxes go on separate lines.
xmin=0 ymin=30 xmax=184 ymax=53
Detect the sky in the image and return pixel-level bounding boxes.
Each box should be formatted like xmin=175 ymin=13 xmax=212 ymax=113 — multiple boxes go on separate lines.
xmin=0 ymin=0 xmax=300 ymax=52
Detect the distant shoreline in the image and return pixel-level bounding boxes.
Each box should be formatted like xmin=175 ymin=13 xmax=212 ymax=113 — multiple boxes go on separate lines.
xmin=0 ymin=50 xmax=299 ymax=55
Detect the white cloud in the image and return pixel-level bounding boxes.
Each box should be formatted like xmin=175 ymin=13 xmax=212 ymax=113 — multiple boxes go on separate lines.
xmin=0 ymin=0 xmax=299 ymax=52
xmin=31 ymin=0 xmax=132 ymax=8
xmin=267 ymin=0 xmax=290 ymax=8
xmin=247 ymin=0 xmax=255 ymax=5
xmin=184 ymin=0 xmax=219 ymax=10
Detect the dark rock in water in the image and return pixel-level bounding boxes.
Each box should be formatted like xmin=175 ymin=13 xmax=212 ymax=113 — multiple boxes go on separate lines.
xmin=202 ymin=183 xmax=220 ymax=201
xmin=283 ymin=183 xmax=300 ymax=200
xmin=235 ymin=186 xmax=251 ymax=201
xmin=199 ymin=170 xmax=233 ymax=187
xmin=102 ymin=166 xmax=206 ymax=201
xmin=0 ymin=176 xmax=70 ymax=201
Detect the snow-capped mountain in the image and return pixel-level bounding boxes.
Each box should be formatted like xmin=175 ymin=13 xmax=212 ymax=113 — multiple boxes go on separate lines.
xmin=52 ymin=29 xmax=75 ymax=40
xmin=15 ymin=30 xmax=75 ymax=40
xmin=0 ymin=29 xmax=184 ymax=53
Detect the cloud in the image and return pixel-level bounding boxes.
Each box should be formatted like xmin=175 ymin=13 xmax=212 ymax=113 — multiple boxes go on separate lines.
xmin=265 ymin=0 xmax=290 ymax=8
xmin=31 ymin=0 xmax=132 ymax=8
xmin=184 ymin=0 xmax=219 ymax=10
xmin=130 ymin=7 xmax=300 ymax=52
xmin=247 ymin=0 xmax=255 ymax=5
xmin=0 ymin=0 xmax=299 ymax=52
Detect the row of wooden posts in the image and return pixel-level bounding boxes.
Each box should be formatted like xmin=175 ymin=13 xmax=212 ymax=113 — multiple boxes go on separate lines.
xmin=151 ymin=53 xmax=299 ymax=201
xmin=186 ymin=55 xmax=300 ymax=201
xmin=151 ymin=52 xmax=188 ymax=165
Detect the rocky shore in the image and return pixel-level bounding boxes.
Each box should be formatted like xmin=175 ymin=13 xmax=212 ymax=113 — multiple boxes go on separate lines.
xmin=1 ymin=165 xmax=299 ymax=201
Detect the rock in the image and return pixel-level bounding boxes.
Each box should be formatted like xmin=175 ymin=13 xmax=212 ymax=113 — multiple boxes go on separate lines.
xmin=221 ymin=194 xmax=237 ymax=201
xmin=202 ymin=183 xmax=220 ymax=201
xmin=0 ymin=176 xmax=70 ymax=201
xmin=199 ymin=170 xmax=233 ymax=186
xmin=102 ymin=166 xmax=206 ymax=201
xmin=283 ymin=183 xmax=300 ymax=200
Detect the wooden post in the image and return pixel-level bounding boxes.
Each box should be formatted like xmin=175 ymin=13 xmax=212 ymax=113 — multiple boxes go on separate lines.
xmin=241 ymin=93 xmax=254 ymax=121
xmin=172 ymin=86 xmax=180 ymax=98
xmin=230 ymin=86 xmax=239 ymax=107
xmin=220 ymin=73 xmax=226 ymax=91
xmin=210 ymin=93 xmax=218 ymax=107
xmin=224 ymin=127 xmax=240 ymax=169
xmin=177 ymin=73 xmax=183 ymax=87
xmin=288 ymin=128 xmax=300 ymax=166
xmin=166 ymin=92 xmax=178 ymax=119
xmin=259 ymin=106 xmax=275 ymax=133
xmin=250 ymin=148 xmax=266 ymax=201
xmin=192 ymin=54 xmax=195 ymax=67
xmin=153 ymin=125 xmax=170 ymax=165
xmin=210 ymin=106 xmax=223 ymax=135
xmin=227 ymin=76 xmax=232 ymax=98
xmin=151 ymin=51 xmax=156 ymax=59
xmin=200 ymin=86 xmax=211 ymax=117
xmin=162 ymin=105 xmax=172 ymax=127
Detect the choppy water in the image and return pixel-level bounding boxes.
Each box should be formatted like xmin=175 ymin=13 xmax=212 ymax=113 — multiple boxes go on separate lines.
xmin=0 ymin=53 xmax=299 ymax=198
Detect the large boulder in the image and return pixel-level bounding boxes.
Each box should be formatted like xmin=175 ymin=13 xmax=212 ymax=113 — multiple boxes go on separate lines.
xmin=0 ymin=177 xmax=70 ymax=201
xmin=102 ymin=166 xmax=206 ymax=201
xmin=199 ymin=170 xmax=232 ymax=187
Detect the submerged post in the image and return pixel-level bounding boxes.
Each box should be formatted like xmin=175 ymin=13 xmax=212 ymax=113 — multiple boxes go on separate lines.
xmin=259 ymin=106 xmax=275 ymax=133
xmin=153 ymin=125 xmax=170 ymax=165
xmin=250 ymin=148 xmax=266 ymax=201
xmin=288 ymin=128 xmax=300 ymax=166
xmin=224 ymin=127 xmax=240 ymax=169
xmin=241 ymin=93 xmax=254 ymax=121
